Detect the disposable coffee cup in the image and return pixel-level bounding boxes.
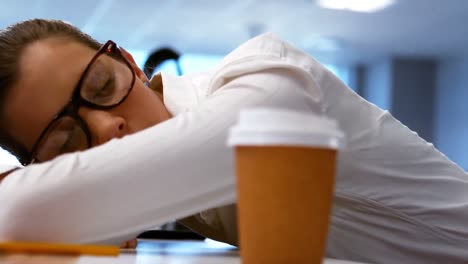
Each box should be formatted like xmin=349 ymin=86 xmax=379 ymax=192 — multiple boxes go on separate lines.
xmin=228 ymin=108 xmax=344 ymax=264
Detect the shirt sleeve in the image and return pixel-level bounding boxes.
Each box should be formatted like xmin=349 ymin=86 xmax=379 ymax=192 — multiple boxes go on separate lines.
xmin=0 ymin=64 xmax=322 ymax=245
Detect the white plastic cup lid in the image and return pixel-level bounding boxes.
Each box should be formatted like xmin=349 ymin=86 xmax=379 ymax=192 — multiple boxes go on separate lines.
xmin=227 ymin=108 xmax=345 ymax=149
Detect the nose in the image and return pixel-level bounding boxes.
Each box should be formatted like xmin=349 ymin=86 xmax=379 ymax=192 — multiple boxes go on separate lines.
xmin=78 ymin=107 xmax=127 ymax=146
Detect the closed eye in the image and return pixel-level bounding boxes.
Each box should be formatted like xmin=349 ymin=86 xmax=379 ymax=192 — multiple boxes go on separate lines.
xmin=91 ymin=76 xmax=115 ymax=100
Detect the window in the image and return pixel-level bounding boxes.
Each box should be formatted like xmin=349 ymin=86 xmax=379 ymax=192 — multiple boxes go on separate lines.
xmin=154 ymin=53 xmax=350 ymax=86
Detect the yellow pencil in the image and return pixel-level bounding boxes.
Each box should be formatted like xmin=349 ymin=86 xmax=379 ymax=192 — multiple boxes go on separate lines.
xmin=0 ymin=241 xmax=120 ymax=256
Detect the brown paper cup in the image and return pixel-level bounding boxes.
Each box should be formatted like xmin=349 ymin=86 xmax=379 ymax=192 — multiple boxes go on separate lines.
xmin=228 ymin=108 xmax=344 ymax=264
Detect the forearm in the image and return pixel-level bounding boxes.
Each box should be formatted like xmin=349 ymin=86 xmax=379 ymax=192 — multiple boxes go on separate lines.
xmin=0 ymin=122 xmax=237 ymax=244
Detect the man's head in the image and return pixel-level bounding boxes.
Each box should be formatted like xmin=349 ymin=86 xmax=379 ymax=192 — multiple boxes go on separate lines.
xmin=0 ymin=19 xmax=171 ymax=165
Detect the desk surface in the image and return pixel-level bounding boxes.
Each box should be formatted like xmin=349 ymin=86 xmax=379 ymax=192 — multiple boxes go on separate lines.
xmin=0 ymin=239 xmax=364 ymax=264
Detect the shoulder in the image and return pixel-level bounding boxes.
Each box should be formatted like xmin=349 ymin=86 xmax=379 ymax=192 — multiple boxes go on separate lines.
xmin=220 ymin=32 xmax=286 ymax=63
xmin=207 ymin=33 xmax=320 ymax=94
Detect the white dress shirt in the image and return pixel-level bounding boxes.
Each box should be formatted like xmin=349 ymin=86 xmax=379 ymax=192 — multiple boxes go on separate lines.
xmin=1 ymin=33 xmax=468 ymax=264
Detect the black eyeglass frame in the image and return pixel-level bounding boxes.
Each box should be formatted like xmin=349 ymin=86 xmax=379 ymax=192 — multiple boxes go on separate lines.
xmin=27 ymin=40 xmax=136 ymax=165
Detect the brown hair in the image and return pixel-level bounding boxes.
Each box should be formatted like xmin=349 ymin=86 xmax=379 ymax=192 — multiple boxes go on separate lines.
xmin=0 ymin=19 xmax=101 ymax=165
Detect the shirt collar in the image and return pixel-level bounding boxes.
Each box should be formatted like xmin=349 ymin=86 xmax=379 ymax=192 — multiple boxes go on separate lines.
xmin=149 ymin=72 xmax=199 ymax=116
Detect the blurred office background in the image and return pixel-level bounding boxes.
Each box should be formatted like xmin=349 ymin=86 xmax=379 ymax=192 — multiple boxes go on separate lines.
xmin=1 ymin=0 xmax=468 ymax=168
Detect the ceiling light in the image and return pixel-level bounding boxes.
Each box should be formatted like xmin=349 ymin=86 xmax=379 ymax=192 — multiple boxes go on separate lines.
xmin=317 ymin=0 xmax=395 ymax=13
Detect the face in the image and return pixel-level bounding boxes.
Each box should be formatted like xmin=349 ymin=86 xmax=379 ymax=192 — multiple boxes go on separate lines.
xmin=4 ymin=37 xmax=171 ymax=163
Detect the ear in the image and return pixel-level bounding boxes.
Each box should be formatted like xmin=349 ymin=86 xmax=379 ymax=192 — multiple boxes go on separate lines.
xmin=120 ymin=47 xmax=149 ymax=83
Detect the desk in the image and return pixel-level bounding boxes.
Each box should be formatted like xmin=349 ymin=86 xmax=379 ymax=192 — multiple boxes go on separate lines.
xmin=0 ymin=239 xmax=364 ymax=264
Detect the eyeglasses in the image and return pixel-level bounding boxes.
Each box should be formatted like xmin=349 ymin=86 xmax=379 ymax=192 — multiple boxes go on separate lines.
xmin=27 ymin=40 xmax=136 ymax=165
